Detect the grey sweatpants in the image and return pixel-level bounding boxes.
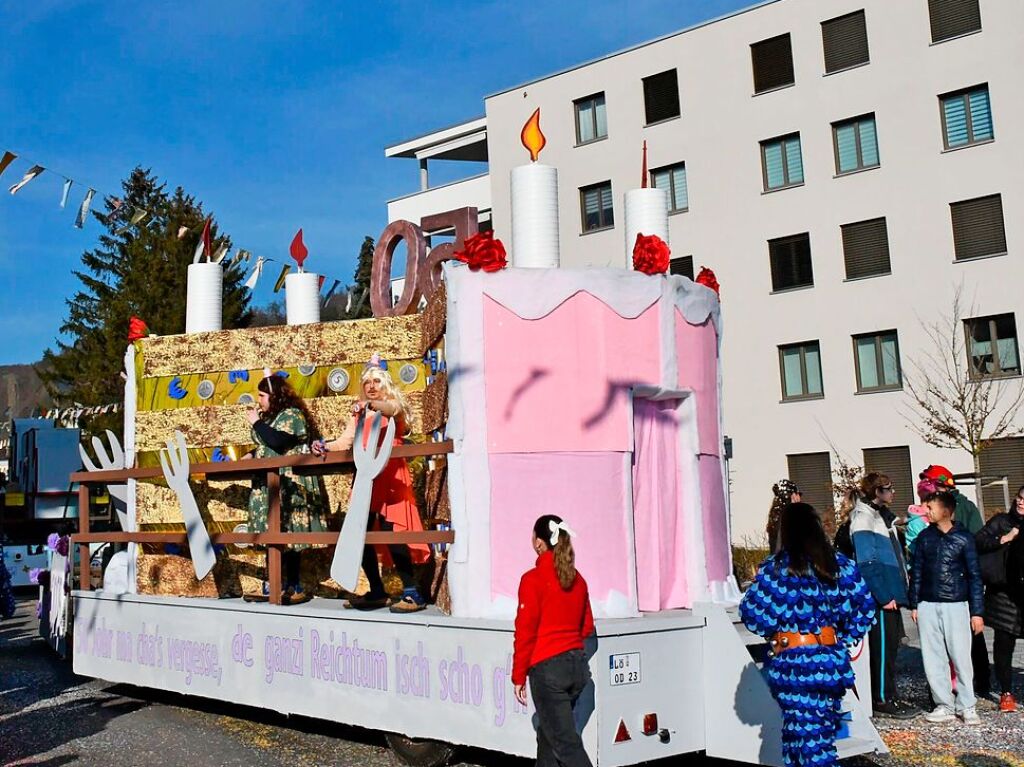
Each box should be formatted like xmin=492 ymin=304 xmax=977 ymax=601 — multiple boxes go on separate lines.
xmin=918 ymin=601 xmax=976 ymax=712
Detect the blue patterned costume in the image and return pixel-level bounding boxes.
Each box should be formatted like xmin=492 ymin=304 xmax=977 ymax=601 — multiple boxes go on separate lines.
xmin=740 ymin=552 xmax=876 ymax=767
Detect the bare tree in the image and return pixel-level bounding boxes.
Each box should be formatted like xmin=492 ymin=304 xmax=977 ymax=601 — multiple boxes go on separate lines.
xmin=902 ymin=286 xmax=1024 ymax=515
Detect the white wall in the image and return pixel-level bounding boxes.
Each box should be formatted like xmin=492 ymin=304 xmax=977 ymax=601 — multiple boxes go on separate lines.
xmin=480 ymin=0 xmax=1024 ymax=538
xmin=387 ymin=173 xmax=491 ymax=228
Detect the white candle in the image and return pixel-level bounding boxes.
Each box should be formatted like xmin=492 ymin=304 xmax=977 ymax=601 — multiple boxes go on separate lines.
xmin=624 ymin=187 xmax=670 ymax=262
xmin=286 ymin=272 xmax=321 ymax=325
xmin=511 ymin=164 xmax=560 ymax=269
xmin=185 ymin=262 xmax=223 ymax=333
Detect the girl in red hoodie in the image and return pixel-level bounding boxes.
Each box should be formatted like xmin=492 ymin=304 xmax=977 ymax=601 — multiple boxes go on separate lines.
xmin=513 ymin=514 xmax=595 ymax=767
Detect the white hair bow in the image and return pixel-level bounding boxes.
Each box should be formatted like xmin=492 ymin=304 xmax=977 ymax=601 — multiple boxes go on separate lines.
xmin=548 ymin=519 xmax=577 ymax=546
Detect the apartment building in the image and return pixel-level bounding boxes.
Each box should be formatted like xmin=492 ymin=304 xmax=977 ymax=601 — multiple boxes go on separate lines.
xmin=385 ymin=0 xmax=1024 ymax=539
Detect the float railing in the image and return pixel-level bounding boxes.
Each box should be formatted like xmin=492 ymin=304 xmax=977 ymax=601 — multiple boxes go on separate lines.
xmin=69 ymin=440 xmax=455 ymax=605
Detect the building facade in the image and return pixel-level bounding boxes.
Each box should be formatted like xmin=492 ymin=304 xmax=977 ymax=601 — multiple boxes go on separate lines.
xmin=385 ymin=0 xmax=1024 ymax=540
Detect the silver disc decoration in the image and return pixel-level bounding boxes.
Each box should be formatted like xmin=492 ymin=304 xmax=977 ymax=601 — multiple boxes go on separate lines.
xmin=196 ymin=379 xmax=216 ymax=400
xmin=327 ymin=367 xmax=350 ymax=393
xmin=298 ymin=363 xmax=316 ymax=377
xmin=237 ymin=393 xmax=255 ymax=406
xmin=398 ymin=363 xmax=419 ymax=385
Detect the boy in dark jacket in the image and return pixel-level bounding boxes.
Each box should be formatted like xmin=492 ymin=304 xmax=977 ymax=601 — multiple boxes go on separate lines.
xmin=909 ymin=491 xmax=985 ymax=725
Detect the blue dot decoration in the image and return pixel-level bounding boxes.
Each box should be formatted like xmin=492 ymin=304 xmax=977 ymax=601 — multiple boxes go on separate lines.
xmin=228 ymin=370 xmax=250 ymax=384
xmin=168 ymin=377 xmax=188 ymax=400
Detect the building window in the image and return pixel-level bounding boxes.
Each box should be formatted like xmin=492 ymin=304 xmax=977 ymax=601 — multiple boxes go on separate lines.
xmin=669 ymin=255 xmax=694 ymax=280
xmin=928 ymin=0 xmax=982 ymax=43
xmin=950 ymin=194 xmax=1006 ymax=261
xmin=980 ymin=437 xmax=1024 ymax=513
xmin=941 ymin=85 xmax=993 ymax=149
xmin=779 ymin=341 xmax=824 ymax=400
xmin=787 ymin=452 xmax=835 ymax=532
xmin=821 ymin=10 xmax=869 ymax=74
xmin=751 ymin=33 xmax=795 ymax=94
xmin=863 ymin=446 xmax=913 ymax=508
xmin=833 ymin=114 xmax=879 ymax=174
xmin=769 ymin=233 xmax=813 ymax=292
xmin=642 ymin=69 xmax=680 ymax=125
xmin=965 ymin=314 xmax=1020 ymax=379
xmin=853 ymin=331 xmax=902 ymax=392
xmin=574 ymin=93 xmax=607 ymax=145
xmin=580 ymin=181 xmax=614 ymax=232
xmin=650 ymin=163 xmax=688 ymax=213
xmin=842 ymin=217 xmax=890 ymax=280
xmin=761 ymin=134 xmax=803 ymax=191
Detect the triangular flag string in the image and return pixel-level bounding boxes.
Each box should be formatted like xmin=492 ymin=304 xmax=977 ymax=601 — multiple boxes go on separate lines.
xmin=9 ymin=164 xmax=45 ymax=195
xmin=272 ymin=263 xmax=291 ymax=293
xmin=244 ymin=256 xmax=266 ymax=290
xmin=0 ymin=151 xmax=16 ymax=178
xmin=74 ymin=189 xmax=95 ymax=229
xmin=59 ymin=178 xmax=72 ymax=209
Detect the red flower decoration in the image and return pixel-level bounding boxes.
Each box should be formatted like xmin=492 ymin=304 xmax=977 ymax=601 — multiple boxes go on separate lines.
xmin=695 ymin=266 xmax=720 ymax=296
xmin=632 ymin=233 xmax=670 ymax=275
xmin=128 ymin=316 xmax=150 ymax=342
xmin=454 ymin=231 xmax=508 ymax=273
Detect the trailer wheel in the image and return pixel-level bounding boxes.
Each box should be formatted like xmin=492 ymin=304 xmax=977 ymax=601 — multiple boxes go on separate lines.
xmin=385 ymin=733 xmax=456 ymax=767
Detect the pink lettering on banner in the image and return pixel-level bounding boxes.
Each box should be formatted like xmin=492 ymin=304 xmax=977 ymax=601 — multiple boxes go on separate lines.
xmin=439 ymin=646 xmax=484 ymax=707
xmin=309 ymin=630 xmax=388 ymax=691
xmin=394 ymin=639 xmax=431 ymax=699
xmin=264 ymin=628 xmax=305 ymax=684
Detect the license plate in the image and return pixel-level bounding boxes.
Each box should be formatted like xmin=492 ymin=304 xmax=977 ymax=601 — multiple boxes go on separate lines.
xmin=609 ymin=652 xmax=641 ymax=686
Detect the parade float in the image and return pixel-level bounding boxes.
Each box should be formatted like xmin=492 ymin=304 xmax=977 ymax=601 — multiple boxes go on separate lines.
xmin=66 ymin=113 xmax=884 ymax=767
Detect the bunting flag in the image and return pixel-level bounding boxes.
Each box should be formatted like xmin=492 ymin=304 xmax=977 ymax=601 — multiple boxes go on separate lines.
xmin=60 ymin=178 xmax=73 ymax=209
xmin=0 ymin=151 xmax=16 ymax=178
xmin=322 ymin=279 xmax=341 ymax=308
xmin=213 ymin=244 xmax=229 ymax=263
xmin=9 ymin=164 xmax=45 ymax=195
xmin=177 ymin=225 xmax=189 ymax=239
xmin=74 ymin=189 xmax=95 ymax=229
xmin=344 ymin=287 xmax=354 ymax=313
xmin=272 ymin=263 xmax=291 ymax=293
xmin=192 ymin=233 xmax=205 ymax=263
xmin=243 ymin=256 xmax=266 ymax=289
xmin=114 ymin=208 xmax=149 ymax=235
xmin=105 ymin=198 xmax=124 ymax=223
xmin=318 ymin=274 xmax=326 ymax=291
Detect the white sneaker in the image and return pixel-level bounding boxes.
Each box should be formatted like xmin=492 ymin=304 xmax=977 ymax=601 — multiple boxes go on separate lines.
xmin=960 ymin=708 xmax=981 ymax=726
xmin=925 ymin=707 xmax=956 ymax=723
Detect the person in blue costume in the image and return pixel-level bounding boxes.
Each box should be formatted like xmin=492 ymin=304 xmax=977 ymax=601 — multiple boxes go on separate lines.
xmin=741 ymin=503 xmax=877 ymax=767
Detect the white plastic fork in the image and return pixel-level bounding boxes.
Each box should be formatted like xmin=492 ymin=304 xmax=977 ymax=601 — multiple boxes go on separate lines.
xmin=158 ymin=431 xmax=217 ymax=580
xmin=330 ymin=411 xmax=396 ymax=590
xmin=79 ymin=429 xmax=130 ymax=532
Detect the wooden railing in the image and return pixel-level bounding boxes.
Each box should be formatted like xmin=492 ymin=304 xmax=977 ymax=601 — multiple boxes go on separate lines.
xmin=70 ymin=441 xmax=455 ymax=605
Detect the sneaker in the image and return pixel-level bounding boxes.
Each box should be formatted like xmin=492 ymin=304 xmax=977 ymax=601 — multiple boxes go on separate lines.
xmin=999 ymin=693 xmax=1018 ymax=713
xmin=874 ymin=700 xmax=919 ymax=720
xmin=960 ymin=708 xmax=981 ymax=726
xmin=924 ymin=707 xmax=956 ymax=724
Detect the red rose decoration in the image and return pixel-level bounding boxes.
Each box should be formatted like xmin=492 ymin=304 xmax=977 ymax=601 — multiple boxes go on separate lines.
xmin=453 ymin=231 xmax=507 ymax=273
xmin=695 ymin=266 xmax=720 ymax=296
xmin=632 ymin=233 xmax=670 ymax=275
xmin=128 ymin=316 xmax=150 ymax=342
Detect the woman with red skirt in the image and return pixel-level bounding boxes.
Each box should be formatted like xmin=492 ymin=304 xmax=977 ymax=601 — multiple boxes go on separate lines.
xmin=512 ymin=514 xmax=595 ymax=767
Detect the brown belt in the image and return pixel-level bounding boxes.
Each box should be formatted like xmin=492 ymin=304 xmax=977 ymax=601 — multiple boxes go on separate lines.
xmin=770 ymin=626 xmax=838 ymax=655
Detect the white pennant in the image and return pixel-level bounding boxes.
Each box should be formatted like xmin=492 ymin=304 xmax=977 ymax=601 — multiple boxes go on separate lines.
xmin=192 ymin=235 xmax=205 ymax=263
xmin=74 ymin=189 xmax=95 ymax=229
xmin=9 ymin=164 xmax=45 ymax=195
xmin=244 ymin=256 xmax=266 ymax=290
xmin=59 ymin=178 xmax=73 ymax=209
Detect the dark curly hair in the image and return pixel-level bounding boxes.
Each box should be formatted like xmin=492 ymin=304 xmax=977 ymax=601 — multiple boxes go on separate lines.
xmin=257 ymin=375 xmax=318 ymax=437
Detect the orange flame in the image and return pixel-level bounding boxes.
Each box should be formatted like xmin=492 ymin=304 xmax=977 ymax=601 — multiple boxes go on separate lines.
xmin=520 ymin=108 xmax=546 ymax=162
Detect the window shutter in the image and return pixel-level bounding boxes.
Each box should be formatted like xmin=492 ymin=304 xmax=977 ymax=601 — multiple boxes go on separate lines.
xmin=763 ymin=142 xmax=785 ymax=188
xmin=669 ymin=255 xmax=694 ymax=280
xmin=822 ymin=10 xmax=869 ymax=74
xmin=951 ymin=194 xmax=1006 ymax=261
xmin=751 ymin=34 xmax=794 ymax=93
xmin=980 ymin=437 xmax=1024 ymax=515
xmin=858 ymin=119 xmax=879 ymax=166
xmin=863 ymin=446 xmax=913 ymax=517
xmin=969 ymin=88 xmax=993 ymax=140
xmin=600 ymin=184 xmax=614 ymax=225
xmin=769 ymin=234 xmax=814 ymax=291
xmin=672 ymin=166 xmax=689 ymax=210
xmin=928 ymin=0 xmax=982 ymax=43
xmin=787 ymin=452 xmax=835 ymax=526
xmin=784 ymin=137 xmax=804 ymax=183
xmin=835 ymin=123 xmax=859 ymax=173
xmin=842 ymin=217 xmax=891 ymax=279
xmin=643 ymin=70 xmax=680 ymax=125
xmin=943 ymin=95 xmax=969 ymax=147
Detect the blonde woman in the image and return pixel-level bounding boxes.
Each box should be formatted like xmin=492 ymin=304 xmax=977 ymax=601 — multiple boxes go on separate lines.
xmin=312 ymin=355 xmax=430 ymax=612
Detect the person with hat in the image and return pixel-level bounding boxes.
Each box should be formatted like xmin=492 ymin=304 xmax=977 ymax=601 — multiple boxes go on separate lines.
xmin=766 ymin=479 xmax=801 ymax=553
xmin=741 ymin=502 xmax=876 ymax=767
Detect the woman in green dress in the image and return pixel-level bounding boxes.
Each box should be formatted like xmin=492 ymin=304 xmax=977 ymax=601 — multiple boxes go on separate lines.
xmin=245 ymin=373 xmax=325 ymax=604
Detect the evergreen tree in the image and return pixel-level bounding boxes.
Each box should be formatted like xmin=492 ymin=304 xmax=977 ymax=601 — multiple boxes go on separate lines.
xmin=320 ymin=235 xmax=375 ymax=321
xmin=38 ymin=167 xmax=251 ymax=437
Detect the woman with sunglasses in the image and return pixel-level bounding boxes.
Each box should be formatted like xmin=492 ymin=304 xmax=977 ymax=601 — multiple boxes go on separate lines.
xmin=975 ymin=485 xmax=1024 ymax=713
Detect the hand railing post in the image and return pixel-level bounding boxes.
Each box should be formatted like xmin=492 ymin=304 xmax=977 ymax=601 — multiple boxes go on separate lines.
xmin=78 ymin=483 xmax=91 ymax=591
xmin=267 ymin=469 xmax=282 ymax=605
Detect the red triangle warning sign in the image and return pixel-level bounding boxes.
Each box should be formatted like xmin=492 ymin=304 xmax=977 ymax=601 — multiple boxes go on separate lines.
xmin=614 ymin=719 xmax=631 ymax=743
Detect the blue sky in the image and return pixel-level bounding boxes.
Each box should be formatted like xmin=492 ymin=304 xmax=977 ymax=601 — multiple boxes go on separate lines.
xmin=0 ymin=0 xmax=751 ymax=364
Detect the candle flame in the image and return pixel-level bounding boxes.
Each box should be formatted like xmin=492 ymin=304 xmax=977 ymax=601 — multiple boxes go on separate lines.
xmin=520 ymin=108 xmax=546 ymax=162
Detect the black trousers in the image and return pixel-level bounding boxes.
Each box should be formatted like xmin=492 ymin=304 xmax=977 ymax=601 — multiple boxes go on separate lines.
xmin=361 ymin=512 xmax=415 ymax=597
xmin=994 ymin=630 xmax=1019 ymax=694
xmin=869 ymin=608 xmax=902 ymax=704
xmin=528 ymin=649 xmax=593 ymax=767
xmin=972 ymin=631 xmax=991 ymax=694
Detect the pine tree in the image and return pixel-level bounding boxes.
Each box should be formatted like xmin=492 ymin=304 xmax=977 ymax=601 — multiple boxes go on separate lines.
xmin=321 ymin=235 xmax=375 ymax=321
xmin=38 ymin=167 xmax=251 ymax=438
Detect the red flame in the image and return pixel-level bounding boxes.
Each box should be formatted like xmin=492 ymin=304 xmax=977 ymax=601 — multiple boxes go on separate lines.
xmin=290 ymin=228 xmax=308 ymax=269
